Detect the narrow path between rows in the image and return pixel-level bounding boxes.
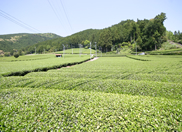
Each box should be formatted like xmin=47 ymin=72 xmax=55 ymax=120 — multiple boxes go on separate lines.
xmin=63 ymin=57 xmax=99 ymax=68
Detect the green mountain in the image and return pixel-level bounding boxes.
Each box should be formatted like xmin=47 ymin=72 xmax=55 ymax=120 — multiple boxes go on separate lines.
xmin=23 ymin=29 xmax=101 ymax=53
xmin=0 ymin=33 xmax=61 ymax=52
xmin=24 ymin=12 xmax=167 ymax=54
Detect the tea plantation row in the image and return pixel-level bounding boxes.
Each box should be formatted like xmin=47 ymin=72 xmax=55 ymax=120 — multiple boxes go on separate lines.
xmin=0 ymin=54 xmax=91 ymax=75
xmin=0 ymin=55 xmax=182 ymax=131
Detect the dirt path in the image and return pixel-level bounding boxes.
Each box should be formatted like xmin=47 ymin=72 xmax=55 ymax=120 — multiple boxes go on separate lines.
xmin=58 ymin=57 xmax=99 ymax=69
xmin=86 ymin=57 xmax=99 ymax=62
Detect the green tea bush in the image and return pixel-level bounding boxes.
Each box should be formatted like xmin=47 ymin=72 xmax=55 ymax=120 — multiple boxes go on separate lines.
xmin=0 ymin=88 xmax=181 ymax=131
xmin=0 ymin=55 xmax=182 ymax=131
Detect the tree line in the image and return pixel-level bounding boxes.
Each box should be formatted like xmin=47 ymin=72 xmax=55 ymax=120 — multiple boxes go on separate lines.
xmin=166 ymin=30 xmax=182 ymax=44
xmin=16 ymin=13 xmax=168 ymax=54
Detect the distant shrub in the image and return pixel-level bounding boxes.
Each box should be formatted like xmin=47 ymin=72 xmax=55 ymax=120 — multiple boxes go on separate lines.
xmin=177 ymin=40 xmax=182 ymax=44
xmin=4 ymin=52 xmax=10 ymax=57
xmin=161 ymin=42 xmax=177 ymax=50
xmin=14 ymin=54 xmax=19 ymax=58
xmin=18 ymin=50 xmax=22 ymax=55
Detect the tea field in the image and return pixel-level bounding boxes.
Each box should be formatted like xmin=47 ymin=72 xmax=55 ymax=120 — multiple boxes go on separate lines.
xmin=0 ymin=55 xmax=182 ymax=131
xmin=0 ymin=54 xmax=91 ymax=76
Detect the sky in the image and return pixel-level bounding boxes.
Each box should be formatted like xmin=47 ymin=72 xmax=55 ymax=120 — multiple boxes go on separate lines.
xmin=0 ymin=0 xmax=182 ymax=37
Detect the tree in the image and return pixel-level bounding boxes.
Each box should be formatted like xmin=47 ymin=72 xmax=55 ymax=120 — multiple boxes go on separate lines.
xmin=166 ymin=31 xmax=174 ymax=40
xmin=84 ymin=40 xmax=90 ymax=46
xmin=98 ymin=29 xmax=112 ymax=52
xmin=14 ymin=53 xmax=19 ymax=58
xmin=121 ymin=42 xmax=129 ymax=46
xmin=19 ymin=13 xmax=168 ymax=53
xmin=37 ymin=45 xmax=44 ymax=53
xmin=136 ymin=35 xmax=143 ymax=50
xmin=4 ymin=52 xmax=10 ymax=57
xmin=136 ymin=36 xmax=142 ymax=45
xmin=10 ymin=50 xmax=15 ymax=56
xmin=153 ymin=31 xmax=160 ymax=50
xmin=46 ymin=45 xmax=51 ymax=51
xmin=154 ymin=12 xmax=167 ymax=24
xmin=18 ymin=50 xmax=22 ymax=55
xmin=90 ymin=34 xmax=95 ymax=44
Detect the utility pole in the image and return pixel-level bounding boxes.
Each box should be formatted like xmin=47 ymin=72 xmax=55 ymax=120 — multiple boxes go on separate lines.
xmin=62 ymin=44 xmax=65 ymax=58
xmin=135 ymin=41 xmax=137 ymax=55
xmin=35 ymin=47 xmax=36 ymax=54
xmin=99 ymin=46 xmax=102 ymax=57
xmin=79 ymin=44 xmax=81 ymax=57
xmin=95 ymin=42 xmax=97 ymax=57
xmin=90 ymin=42 xmax=91 ymax=60
xmin=81 ymin=44 xmax=83 ymax=54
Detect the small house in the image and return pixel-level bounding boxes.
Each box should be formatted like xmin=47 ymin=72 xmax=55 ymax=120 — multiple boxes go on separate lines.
xmin=55 ymin=54 xmax=62 ymax=57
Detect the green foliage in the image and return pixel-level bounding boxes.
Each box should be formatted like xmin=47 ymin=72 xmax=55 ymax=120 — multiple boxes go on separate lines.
xmin=10 ymin=50 xmax=15 ymax=55
xmin=166 ymin=31 xmax=174 ymax=40
xmin=0 ymin=33 xmax=60 ymax=52
xmin=83 ymin=40 xmax=90 ymax=46
xmin=160 ymin=41 xmax=177 ymax=50
xmin=146 ymin=48 xmax=182 ymax=55
xmin=18 ymin=50 xmax=22 ymax=55
xmin=14 ymin=54 xmax=19 ymax=58
xmin=166 ymin=30 xmax=182 ymax=44
xmin=0 ymin=54 xmax=91 ymax=75
xmin=0 ymin=56 xmax=182 ymax=131
xmin=173 ymin=31 xmax=182 ymax=44
xmin=24 ymin=29 xmax=100 ymax=54
xmin=21 ymin=13 xmax=167 ymax=54
xmin=55 ymin=48 xmax=95 ymax=54
xmin=137 ymin=13 xmax=167 ymax=51
xmin=4 ymin=52 xmax=10 ymax=57
xmin=0 ymin=88 xmax=181 ymax=131
xmin=98 ymin=28 xmax=112 ymax=51
xmin=121 ymin=42 xmax=128 ymax=46
xmin=136 ymin=36 xmax=142 ymax=45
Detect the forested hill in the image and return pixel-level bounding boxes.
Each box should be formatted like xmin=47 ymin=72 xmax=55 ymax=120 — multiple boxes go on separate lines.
xmin=24 ymin=12 xmax=167 ymax=54
xmin=24 ymin=29 xmax=101 ymax=53
xmin=0 ymin=33 xmax=60 ymax=52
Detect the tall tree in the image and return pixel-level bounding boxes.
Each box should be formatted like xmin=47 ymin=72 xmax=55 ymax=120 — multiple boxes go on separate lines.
xmin=98 ymin=28 xmax=112 ymax=52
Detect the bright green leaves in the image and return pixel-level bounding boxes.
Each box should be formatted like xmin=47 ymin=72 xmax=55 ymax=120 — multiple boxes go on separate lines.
xmin=0 ymin=89 xmax=181 ymax=131
xmin=0 ymin=56 xmax=182 ymax=131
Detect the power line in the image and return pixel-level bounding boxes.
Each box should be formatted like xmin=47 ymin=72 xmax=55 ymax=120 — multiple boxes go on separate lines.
xmin=0 ymin=12 xmax=36 ymax=32
xmin=47 ymin=0 xmax=66 ymax=31
xmin=0 ymin=9 xmax=41 ymax=33
xmin=59 ymin=0 xmax=73 ymax=31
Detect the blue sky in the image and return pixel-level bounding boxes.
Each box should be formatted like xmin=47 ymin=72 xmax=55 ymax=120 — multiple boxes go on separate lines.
xmin=0 ymin=0 xmax=182 ymax=37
